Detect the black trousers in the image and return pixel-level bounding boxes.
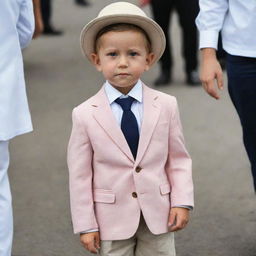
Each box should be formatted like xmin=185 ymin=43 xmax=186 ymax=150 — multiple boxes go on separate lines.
xmin=150 ymin=0 xmax=199 ymax=74
xmin=227 ymin=54 xmax=256 ymax=192
xmin=41 ymin=0 xmax=51 ymax=29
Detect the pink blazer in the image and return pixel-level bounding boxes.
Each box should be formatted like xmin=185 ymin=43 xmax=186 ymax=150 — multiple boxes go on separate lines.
xmin=67 ymin=84 xmax=194 ymax=240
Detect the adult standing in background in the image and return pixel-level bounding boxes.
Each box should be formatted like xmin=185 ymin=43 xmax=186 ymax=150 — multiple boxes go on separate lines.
xmin=75 ymin=0 xmax=90 ymax=6
xmin=0 ymin=0 xmax=42 ymax=255
xmin=196 ymin=0 xmax=256 ymax=192
xmin=41 ymin=0 xmax=63 ymax=35
xmin=141 ymin=0 xmax=200 ymax=86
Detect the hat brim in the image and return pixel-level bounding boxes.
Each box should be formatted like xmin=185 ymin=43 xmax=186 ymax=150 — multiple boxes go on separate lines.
xmin=80 ymin=14 xmax=166 ymax=65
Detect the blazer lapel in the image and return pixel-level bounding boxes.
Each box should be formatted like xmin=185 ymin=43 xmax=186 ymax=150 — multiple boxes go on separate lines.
xmin=92 ymin=87 xmax=134 ymax=162
xmin=135 ymin=84 xmax=161 ymax=165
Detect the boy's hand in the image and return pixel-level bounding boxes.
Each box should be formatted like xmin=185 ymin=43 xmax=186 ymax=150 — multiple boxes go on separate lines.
xmin=168 ymin=207 xmax=190 ymax=232
xmin=80 ymin=232 xmax=100 ymax=254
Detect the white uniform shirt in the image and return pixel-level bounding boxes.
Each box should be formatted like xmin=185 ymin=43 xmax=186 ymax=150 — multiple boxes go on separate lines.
xmin=196 ymin=0 xmax=256 ymax=57
xmin=0 ymin=0 xmax=34 ymax=140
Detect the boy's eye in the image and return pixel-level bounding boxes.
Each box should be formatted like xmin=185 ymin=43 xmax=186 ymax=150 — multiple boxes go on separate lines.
xmin=107 ymin=52 xmax=117 ymax=57
xmin=130 ymin=51 xmax=138 ymax=56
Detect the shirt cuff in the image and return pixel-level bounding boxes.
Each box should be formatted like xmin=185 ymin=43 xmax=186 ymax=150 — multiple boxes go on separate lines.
xmin=80 ymin=229 xmax=99 ymax=234
xmin=172 ymin=205 xmax=193 ymax=210
xmin=199 ymin=30 xmax=219 ymax=50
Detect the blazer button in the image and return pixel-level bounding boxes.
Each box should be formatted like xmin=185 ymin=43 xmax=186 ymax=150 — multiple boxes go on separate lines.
xmin=132 ymin=192 xmax=138 ymax=198
xmin=135 ymin=166 xmax=142 ymax=173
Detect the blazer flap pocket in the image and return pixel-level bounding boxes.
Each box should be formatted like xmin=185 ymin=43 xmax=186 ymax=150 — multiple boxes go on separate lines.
xmin=160 ymin=184 xmax=171 ymax=195
xmin=93 ymin=189 xmax=115 ymax=203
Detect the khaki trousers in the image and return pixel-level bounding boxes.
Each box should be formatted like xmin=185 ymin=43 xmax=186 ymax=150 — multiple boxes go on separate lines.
xmin=100 ymin=215 xmax=176 ymax=256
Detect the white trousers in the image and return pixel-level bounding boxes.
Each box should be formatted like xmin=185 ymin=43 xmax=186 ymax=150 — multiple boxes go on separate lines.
xmin=0 ymin=141 xmax=12 ymax=256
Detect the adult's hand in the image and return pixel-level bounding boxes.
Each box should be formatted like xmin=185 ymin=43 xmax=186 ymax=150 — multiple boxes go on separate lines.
xmin=200 ymin=48 xmax=224 ymax=100
xmin=139 ymin=0 xmax=151 ymax=7
xmin=32 ymin=0 xmax=43 ymax=38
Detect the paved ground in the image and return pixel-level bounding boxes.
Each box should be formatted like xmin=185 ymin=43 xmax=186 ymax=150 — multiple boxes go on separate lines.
xmin=9 ymin=0 xmax=256 ymax=255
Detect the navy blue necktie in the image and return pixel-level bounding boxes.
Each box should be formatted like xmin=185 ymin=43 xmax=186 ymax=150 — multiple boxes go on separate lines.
xmin=115 ymin=96 xmax=139 ymax=159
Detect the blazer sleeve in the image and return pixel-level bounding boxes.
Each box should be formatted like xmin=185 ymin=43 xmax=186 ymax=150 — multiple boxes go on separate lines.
xmin=166 ymin=98 xmax=194 ymax=207
xmin=16 ymin=0 xmax=35 ymax=49
xmin=67 ymin=108 xmax=98 ymax=234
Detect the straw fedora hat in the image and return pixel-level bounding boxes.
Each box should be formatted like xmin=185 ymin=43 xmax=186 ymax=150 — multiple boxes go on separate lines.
xmin=80 ymin=1 xmax=166 ymax=65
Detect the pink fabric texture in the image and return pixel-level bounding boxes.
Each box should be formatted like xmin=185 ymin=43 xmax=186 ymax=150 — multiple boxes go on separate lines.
xmin=67 ymin=84 xmax=193 ymax=240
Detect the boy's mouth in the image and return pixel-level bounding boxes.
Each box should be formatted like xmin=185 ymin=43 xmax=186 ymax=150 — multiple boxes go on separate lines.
xmin=116 ymin=73 xmax=130 ymax=76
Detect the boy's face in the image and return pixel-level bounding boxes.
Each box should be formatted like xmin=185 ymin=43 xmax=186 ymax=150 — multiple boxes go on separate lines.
xmin=91 ymin=30 xmax=155 ymax=94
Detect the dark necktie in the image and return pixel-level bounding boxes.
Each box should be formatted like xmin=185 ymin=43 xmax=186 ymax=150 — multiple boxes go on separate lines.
xmin=115 ymin=96 xmax=139 ymax=159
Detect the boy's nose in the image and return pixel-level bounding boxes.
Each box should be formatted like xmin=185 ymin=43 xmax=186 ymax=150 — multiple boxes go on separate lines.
xmin=118 ymin=55 xmax=128 ymax=68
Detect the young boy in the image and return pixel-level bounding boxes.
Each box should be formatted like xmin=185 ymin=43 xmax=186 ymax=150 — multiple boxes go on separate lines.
xmin=68 ymin=2 xmax=194 ymax=255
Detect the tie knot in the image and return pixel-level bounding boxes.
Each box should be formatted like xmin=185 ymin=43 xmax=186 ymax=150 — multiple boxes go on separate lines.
xmin=115 ymin=96 xmax=135 ymax=111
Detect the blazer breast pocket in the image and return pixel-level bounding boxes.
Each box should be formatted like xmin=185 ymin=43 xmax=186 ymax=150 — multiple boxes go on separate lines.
xmin=93 ymin=189 xmax=116 ymax=204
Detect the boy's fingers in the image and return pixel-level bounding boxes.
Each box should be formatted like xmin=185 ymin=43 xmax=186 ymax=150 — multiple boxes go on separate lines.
xmin=87 ymin=240 xmax=98 ymax=254
xmin=81 ymin=234 xmax=99 ymax=254
xmin=169 ymin=225 xmax=180 ymax=232
xmin=169 ymin=215 xmax=182 ymax=232
xmin=95 ymin=233 xmax=101 ymax=249
xmin=169 ymin=217 xmax=188 ymax=232
xmin=168 ymin=211 xmax=176 ymax=227
xmin=168 ymin=208 xmax=190 ymax=232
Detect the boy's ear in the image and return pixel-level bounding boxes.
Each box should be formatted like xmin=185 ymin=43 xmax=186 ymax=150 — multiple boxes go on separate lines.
xmin=90 ymin=53 xmax=102 ymax=72
xmin=145 ymin=52 xmax=155 ymax=71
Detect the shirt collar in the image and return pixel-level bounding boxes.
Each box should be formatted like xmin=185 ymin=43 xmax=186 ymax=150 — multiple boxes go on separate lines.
xmin=104 ymin=80 xmax=143 ymax=104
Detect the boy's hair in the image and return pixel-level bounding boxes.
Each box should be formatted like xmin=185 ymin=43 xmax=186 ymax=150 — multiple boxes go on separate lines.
xmin=94 ymin=23 xmax=152 ymax=53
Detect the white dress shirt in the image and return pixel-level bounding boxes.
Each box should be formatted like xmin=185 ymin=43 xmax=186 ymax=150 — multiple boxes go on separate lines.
xmin=0 ymin=0 xmax=34 ymax=140
xmin=104 ymin=79 xmax=143 ymax=130
xmin=196 ymin=0 xmax=256 ymax=57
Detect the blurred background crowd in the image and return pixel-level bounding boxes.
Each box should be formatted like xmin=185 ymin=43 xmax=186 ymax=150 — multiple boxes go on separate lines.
xmin=2 ymin=0 xmax=255 ymax=256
